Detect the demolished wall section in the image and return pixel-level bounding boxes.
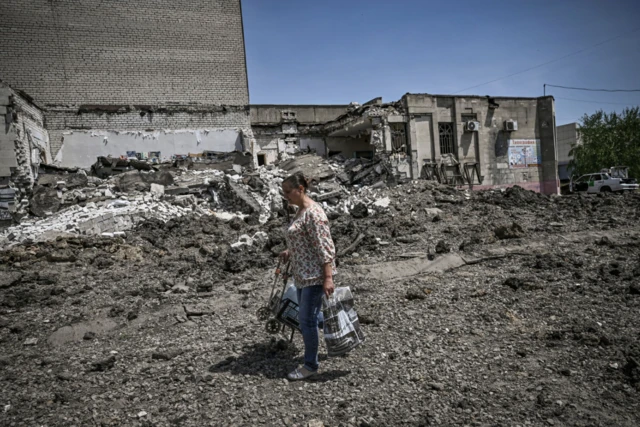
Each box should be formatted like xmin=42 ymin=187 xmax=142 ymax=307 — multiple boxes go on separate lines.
xmin=0 ymin=83 xmax=50 ymax=221
xmin=47 ymin=106 xmax=251 ymax=158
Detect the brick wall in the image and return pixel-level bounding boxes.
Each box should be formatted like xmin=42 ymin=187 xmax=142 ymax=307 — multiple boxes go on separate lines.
xmin=0 ymin=0 xmax=249 ymax=106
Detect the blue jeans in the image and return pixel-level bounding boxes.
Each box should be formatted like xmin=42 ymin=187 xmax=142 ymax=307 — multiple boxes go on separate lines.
xmin=297 ymin=285 xmax=325 ymax=372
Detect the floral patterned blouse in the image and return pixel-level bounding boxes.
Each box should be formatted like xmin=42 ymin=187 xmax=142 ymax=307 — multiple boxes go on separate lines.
xmin=285 ymin=202 xmax=337 ymax=289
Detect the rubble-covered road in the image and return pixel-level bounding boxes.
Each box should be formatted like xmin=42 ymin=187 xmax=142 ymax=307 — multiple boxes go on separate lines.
xmin=1 ymin=181 xmax=640 ymax=427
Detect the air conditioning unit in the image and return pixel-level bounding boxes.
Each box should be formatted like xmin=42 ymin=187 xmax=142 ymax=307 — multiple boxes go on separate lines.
xmin=464 ymin=121 xmax=480 ymax=132
xmin=504 ymin=120 xmax=518 ymax=131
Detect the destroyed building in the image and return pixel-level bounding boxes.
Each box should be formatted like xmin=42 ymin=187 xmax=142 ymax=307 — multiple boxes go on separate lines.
xmin=250 ymin=94 xmax=560 ymax=194
xmin=1 ymin=0 xmax=560 ymax=227
xmin=0 ymin=82 xmax=52 ymax=222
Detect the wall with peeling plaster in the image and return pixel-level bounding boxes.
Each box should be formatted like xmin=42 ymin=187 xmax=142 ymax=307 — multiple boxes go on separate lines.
xmin=300 ymin=138 xmax=326 ymax=156
xmin=254 ymin=136 xmax=280 ymax=166
xmin=58 ymin=129 xmax=244 ymax=169
xmin=46 ymin=106 xmax=250 ymax=158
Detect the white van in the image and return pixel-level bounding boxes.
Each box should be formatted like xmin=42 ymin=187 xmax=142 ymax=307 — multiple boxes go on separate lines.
xmin=571 ymin=172 xmax=639 ymax=193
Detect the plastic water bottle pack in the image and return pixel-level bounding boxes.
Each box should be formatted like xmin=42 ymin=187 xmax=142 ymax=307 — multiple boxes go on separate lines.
xmin=322 ymin=287 xmax=365 ymax=357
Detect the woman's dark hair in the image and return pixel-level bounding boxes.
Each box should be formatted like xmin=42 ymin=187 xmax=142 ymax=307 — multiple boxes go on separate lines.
xmin=283 ymin=171 xmax=309 ymax=193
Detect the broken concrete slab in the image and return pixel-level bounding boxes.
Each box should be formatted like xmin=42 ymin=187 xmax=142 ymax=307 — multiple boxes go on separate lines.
xmin=279 ymin=154 xmax=335 ymax=182
xmin=172 ymin=194 xmax=196 ymax=207
xmin=373 ymin=197 xmax=390 ymax=208
xmin=226 ymin=179 xmax=261 ymax=214
xmin=37 ymin=173 xmax=88 ymax=188
xmin=114 ymin=170 xmax=174 ymax=192
xmin=29 ymin=186 xmax=61 ymax=217
xmin=313 ymin=190 xmax=343 ymax=202
xmin=48 ymin=317 xmax=118 ymax=346
xmin=165 ymin=186 xmax=190 ymax=196
xmin=425 ymin=208 xmax=444 ymax=216
xmin=150 ymin=183 xmax=165 ymax=196
xmin=352 ymin=252 xmax=466 ymax=282
xmin=184 ymin=304 xmax=215 ymax=316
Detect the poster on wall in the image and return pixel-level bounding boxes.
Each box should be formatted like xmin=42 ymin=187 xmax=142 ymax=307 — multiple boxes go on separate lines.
xmin=508 ymin=139 xmax=541 ymax=168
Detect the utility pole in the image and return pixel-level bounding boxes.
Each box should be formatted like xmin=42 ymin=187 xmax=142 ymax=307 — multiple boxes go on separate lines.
xmin=543 ymin=84 xmax=546 ymax=96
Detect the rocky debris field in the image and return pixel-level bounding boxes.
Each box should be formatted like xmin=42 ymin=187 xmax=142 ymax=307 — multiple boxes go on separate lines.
xmin=1 ymin=180 xmax=640 ymax=427
xmin=0 ymin=154 xmax=394 ymax=250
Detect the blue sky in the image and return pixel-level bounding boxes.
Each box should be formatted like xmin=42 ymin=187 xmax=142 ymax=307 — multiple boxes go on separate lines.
xmin=241 ymin=0 xmax=640 ymax=125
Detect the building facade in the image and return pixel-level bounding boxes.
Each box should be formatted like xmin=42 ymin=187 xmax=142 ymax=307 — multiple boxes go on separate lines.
xmin=250 ymin=94 xmax=559 ymax=194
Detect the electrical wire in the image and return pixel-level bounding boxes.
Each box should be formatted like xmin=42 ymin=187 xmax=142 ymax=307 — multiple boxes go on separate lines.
xmin=546 ymin=85 xmax=640 ymax=93
xmin=452 ymin=26 xmax=640 ymax=94
xmin=555 ymin=97 xmax=640 ymax=105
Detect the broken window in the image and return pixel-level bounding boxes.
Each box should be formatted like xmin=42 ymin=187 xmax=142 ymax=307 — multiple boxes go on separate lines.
xmin=438 ymin=122 xmax=455 ymax=156
xmin=257 ymin=154 xmax=266 ymax=166
xmin=390 ymin=123 xmax=407 ymax=153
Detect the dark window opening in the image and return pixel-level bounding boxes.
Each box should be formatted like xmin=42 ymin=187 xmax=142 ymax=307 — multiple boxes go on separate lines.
xmin=438 ymin=122 xmax=456 ymax=155
xmin=354 ymin=151 xmax=374 ymax=159
xmin=390 ymin=123 xmax=407 ymax=153
xmin=257 ymin=154 xmax=266 ymax=166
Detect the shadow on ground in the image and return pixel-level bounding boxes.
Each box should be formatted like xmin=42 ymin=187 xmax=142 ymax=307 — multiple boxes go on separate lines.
xmin=208 ymin=339 xmax=351 ymax=382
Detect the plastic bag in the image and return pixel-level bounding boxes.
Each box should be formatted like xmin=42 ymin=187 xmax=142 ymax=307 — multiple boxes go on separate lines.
xmin=322 ymin=287 xmax=365 ymax=357
xmin=277 ymin=281 xmax=301 ymax=331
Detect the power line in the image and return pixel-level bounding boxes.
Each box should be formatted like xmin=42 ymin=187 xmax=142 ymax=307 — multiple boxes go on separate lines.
xmin=546 ymin=84 xmax=640 ymax=93
xmin=452 ymin=26 xmax=640 ymax=95
xmin=555 ymin=97 xmax=640 ymax=105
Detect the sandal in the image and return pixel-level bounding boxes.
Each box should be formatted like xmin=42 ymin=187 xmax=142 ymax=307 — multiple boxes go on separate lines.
xmin=287 ymin=366 xmax=318 ymax=381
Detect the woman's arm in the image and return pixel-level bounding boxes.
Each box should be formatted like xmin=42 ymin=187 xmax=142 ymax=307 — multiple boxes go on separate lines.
xmin=307 ymin=208 xmax=336 ymax=297
xmin=322 ymin=262 xmax=334 ymax=297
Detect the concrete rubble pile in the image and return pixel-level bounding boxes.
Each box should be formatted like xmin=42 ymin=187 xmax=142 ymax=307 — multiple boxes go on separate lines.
xmin=241 ymin=153 xmax=398 ymax=222
xmin=0 ymin=152 xmax=400 ymax=249
xmin=0 ymin=191 xmax=212 ymax=249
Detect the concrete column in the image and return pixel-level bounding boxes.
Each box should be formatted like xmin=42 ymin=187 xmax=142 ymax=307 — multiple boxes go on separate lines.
xmin=382 ymin=120 xmax=392 ymax=152
xmin=433 ymin=108 xmax=443 ymax=160
xmin=536 ymin=97 xmax=559 ymax=195
xmin=406 ymin=116 xmax=419 ymax=179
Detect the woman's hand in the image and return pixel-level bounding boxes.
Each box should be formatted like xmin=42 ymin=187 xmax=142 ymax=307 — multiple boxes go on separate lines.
xmin=279 ymin=249 xmax=290 ymax=263
xmin=323 ymin=277 xmax=335 ymax=298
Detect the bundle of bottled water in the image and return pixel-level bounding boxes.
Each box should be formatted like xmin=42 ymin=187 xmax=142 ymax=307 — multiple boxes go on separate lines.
xmin=322 ymin=287 xmax=365 ymax=357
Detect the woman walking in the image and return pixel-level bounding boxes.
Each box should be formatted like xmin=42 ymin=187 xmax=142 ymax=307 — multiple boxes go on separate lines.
xmin=280 ymin=172 xmax=337 ymax=380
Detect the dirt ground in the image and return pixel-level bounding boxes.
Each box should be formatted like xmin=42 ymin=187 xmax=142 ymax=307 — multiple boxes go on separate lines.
xmin=1 ymin=184 xmax=639 ymax=427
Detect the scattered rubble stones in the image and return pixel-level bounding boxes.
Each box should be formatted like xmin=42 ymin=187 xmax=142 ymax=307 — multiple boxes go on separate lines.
xmin=494 ymin=222 xmax=525 ymax=239
xmin=350 ymin=202 xmax=369 ymax=219
xmin=90 ymin=355 xmax=116 ymax=372
xmin=435 ymin=240 xmax=450 ymax=254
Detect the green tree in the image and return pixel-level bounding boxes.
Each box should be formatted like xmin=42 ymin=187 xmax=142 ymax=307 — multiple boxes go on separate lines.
xmin=569 ymin=107 xmax=640 ymax=179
